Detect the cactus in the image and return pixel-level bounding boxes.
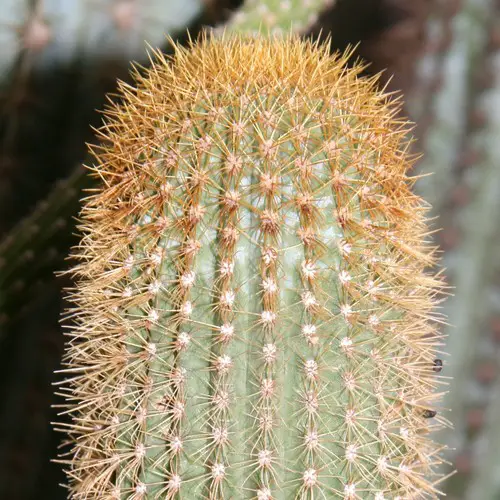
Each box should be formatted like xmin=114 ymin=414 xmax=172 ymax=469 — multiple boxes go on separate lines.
xmin=220 ymin=0 xmax=335 ymax=34
xmin=55 ymin=33 xmax=448 ymax=499
xmin=0 ymin=165 xmax=92 ymax=330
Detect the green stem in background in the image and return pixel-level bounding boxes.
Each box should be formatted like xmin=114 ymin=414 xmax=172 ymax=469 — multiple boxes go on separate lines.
xmin=442 ymin=115 xmax=500 ymax=495
xmin=220 ymin=0 xmax=335 ymax=34
xmin=458 ymin=38 xmax=500 ymax=500
xmin=0 ymin=165 xmax=91 ymax=327
xmin=408 ymin=0 xmax=500 ymax=496
xmin=0 ymin=0 xmax=204 ymax=77
xmin=406 ymin=5 xmax=452 ymax=132
xmin=413 ymin=0 xmax=491 ymax=215
xmin=467 ymin=378 xmax=500 ymax=500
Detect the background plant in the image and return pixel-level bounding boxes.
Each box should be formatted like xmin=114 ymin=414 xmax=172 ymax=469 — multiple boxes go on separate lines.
xmin=407 ymin=1 xmax=500 ymax=498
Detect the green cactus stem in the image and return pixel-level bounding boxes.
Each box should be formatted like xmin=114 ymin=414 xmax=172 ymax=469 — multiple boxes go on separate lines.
xmin=411 ymin=0 xmax=491 ymax=216
xmin=468 ymin=370 xmax=500 ymax=499
xmin=0 ymin=165 xmax=93 ymax=330
xmin=220 ymin=0 xmax=335 ymax=34
xmin=54 ymin=33 xmax=448 ymax=499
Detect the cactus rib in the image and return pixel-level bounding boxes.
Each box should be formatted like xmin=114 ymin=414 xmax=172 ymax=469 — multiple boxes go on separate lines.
xmin=55 ymin=33 xmax=448 ymax=499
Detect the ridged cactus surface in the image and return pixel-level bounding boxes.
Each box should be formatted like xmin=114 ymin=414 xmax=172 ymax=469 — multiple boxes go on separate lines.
xmin=57 ymin=34 xmax=447 ymax=498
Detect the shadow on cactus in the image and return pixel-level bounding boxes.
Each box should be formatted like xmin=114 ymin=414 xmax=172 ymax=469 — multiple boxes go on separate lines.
xmin=54 ymin=32 xmax=450 ymax=499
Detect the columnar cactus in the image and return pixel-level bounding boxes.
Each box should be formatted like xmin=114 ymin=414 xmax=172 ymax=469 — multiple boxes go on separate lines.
xmin=406 ymin=1 xmax=500 ymax=497
xmin=56 ymin=33 xmax=448 ymax=499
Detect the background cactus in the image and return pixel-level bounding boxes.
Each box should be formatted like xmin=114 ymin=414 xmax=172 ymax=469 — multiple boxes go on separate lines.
xmin=57 ymin=33 xmax=447 ymax=499
xmin=0 ymin=0 xmax=204 ymax=82
xmin=0 ymin=165 xmax=92 ymax=329
xmin=221 ymin=0 xmax=335 ymax=34
xmin=405 ymin=1 xmax=500 ymax=498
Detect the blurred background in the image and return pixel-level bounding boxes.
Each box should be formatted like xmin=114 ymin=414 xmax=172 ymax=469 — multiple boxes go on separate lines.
xmin=0 ymin=0 xmax=499 ymax=498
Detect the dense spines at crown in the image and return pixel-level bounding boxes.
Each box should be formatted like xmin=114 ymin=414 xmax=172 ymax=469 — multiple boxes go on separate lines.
xmin=56 ymin=33 xmax=448 ymax=499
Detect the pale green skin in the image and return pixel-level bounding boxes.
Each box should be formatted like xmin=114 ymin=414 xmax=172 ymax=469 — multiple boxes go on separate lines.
xmin=225 ymin=0 xmax=335 ymax=34
xmin=101 ymin=90 xmax=414 ymax=499
xmin=0 ymin=0 xmax=204 ymax=75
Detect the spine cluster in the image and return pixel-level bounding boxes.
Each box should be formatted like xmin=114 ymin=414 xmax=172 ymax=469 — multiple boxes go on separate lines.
xmin=57 ymin=34 xmax=448 ymax=499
